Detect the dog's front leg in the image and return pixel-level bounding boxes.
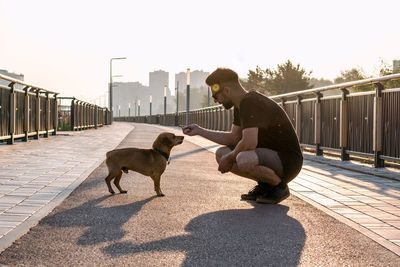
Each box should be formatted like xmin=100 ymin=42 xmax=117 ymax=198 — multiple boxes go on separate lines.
xmin=151 ymin=175 xmax=164 ymax=197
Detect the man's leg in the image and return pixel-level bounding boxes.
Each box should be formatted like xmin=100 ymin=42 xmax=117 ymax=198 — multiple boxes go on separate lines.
xmin=215 ymin=147 xmax=282 ymax=200
xmin=215 ymin=147 xmax=282 ymax=185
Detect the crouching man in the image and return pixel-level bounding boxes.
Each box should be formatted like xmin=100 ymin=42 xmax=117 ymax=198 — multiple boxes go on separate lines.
xmin=182 ymin=68 xmax=303 ymax=204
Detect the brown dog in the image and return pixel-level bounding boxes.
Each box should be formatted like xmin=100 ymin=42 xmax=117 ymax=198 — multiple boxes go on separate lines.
xmin=105 ymin=132 xmax=184 ymax=196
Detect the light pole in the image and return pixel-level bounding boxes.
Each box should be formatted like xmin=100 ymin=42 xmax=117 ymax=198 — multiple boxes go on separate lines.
xmin=186 ymin=68 xmax=190 ymax=126
xmin=175 ymin=81 xmax=179 ymax=126
xmin=118 ymin=105 xmax=121 ymax=118
xmin=128 ymin=103 xmax=131 ymax=117
xmin=208 ymin=86 xmax=210 ymax=107
xmin=109 ymin=57 xmax=126 ymax=123
xmin=149 ymin=94 xmax=152 ymax=118
xmin=163 ymin=85 xmax=167 ymax=125
xmin=138 ymin=99 xmax=141 ymax=116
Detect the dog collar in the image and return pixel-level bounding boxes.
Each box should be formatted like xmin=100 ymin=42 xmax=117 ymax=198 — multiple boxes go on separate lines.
xmin=154 ymin=148 xmax=170 ymax=163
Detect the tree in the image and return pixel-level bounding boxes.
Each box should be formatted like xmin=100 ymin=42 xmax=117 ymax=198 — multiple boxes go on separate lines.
xmin=241 ymin=65 xmax=266 ymax=92
xmin=378 ymin=59 xmax=400 ymax=89
xmin=333 ymin=68 xmax=373 ymax=92
xmin=265 ymin=60 xmax=312 ymax=95
xmin=244 ymin=60 xmax=312 ymax=95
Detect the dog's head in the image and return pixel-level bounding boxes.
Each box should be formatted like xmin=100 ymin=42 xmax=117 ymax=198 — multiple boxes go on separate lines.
xmin=153 ymin=132 xmax=184 ymax=150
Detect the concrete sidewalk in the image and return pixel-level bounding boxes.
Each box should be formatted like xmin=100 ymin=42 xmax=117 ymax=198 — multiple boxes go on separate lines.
xmin=0 ymin=122 xmax=134 ymax=252
xmin=0 ymin=122 xmax=399 ymax=258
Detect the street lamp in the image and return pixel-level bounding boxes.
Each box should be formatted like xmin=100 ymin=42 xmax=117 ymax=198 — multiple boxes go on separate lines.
xmin=163 ymin=85 xmax=167 ymax=125
xmin=138 ymin=99 xmax=141 ymax=116
xmin=186 ymin=68 xmax=190 ymax=126
xmin=175 ymin=81 xmax=179 ymax=126
xmin=109 ymin=57 xmax=127 ymax=123
xmin=149 ymin=94 xmax=152 ymax=117
xmin=118 ymin=105 xmax=121 ymax=118
xmin=128 ymin=103 xmax=131 ymax=117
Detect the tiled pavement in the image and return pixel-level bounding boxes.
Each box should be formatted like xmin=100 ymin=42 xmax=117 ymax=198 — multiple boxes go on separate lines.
xmin=0 ymin=123 xmax=134 ymax=251
xmin=0 ymin=122 xmax=400 ymax=257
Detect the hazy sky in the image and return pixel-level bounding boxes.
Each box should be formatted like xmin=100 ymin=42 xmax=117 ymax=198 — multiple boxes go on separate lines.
xmin=1 ymin=0 xmax=399 ymax=104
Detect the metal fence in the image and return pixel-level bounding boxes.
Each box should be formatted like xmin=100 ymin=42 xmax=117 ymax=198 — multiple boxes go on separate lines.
xmin=58 ymin=97 xmax=111 ymax=131
xmin=0 ymin=74 xmax=111 ymax=144
xmin=116 ymin=73 xmax=400 ymax=168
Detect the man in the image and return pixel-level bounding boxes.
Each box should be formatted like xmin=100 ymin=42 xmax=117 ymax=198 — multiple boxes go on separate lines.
xmin=182 ymin=68 xmax=303 ymax=204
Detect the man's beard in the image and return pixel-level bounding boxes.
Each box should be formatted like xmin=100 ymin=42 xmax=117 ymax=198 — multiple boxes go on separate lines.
xmin=222 ymin=99 xmax=234 ymax=109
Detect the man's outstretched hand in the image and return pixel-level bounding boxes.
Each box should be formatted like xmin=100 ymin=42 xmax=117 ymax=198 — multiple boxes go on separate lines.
xmin=182 ymin=124 xmax=201 ymax=136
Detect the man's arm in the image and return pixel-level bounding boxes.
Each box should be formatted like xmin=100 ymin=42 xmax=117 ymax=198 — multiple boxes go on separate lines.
xmin=182 ymin=124 xmax=242 ymax=146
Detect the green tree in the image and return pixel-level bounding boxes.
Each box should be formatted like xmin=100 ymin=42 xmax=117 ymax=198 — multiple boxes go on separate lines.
xmin=333 ymin=68 xmax=373 ymax=92
xmin=241 ymin=65 xmax=266 ymax=92
xmin=265 ymin=60 xmax=312 ymax=95
xmin=378 ymin=59 xmax=400 ymax=89
xmin=244 ymin=60 xmax=312 ymax=95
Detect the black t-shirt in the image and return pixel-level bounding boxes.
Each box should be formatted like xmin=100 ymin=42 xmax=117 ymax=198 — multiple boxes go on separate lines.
xmin=233 ymin=91 xmax=303 ymax=181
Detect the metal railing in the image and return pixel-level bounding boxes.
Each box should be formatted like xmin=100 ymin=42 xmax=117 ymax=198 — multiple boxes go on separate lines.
xmin=117 ymin=73 xmax=400 ymax=168
xmin=0 ymin=73 xmax=58 ymax=144
xmin=58 ymin=97 xmax=111 ymax=131
xmin=0 ymin=74 xmax=111 ymax=144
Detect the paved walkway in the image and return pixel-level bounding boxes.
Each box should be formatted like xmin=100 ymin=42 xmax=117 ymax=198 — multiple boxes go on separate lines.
xmin=0 ymin=123 xmax=134 ymax=251
xmin=0 ymin=122 xmax=399 ymax=257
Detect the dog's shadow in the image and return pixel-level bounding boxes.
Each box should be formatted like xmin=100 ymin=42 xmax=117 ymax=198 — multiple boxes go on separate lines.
xmin=41 ymin=195 xmax=156 ymax=246
xmin=102 ymin=204 xmax=306 ymax=266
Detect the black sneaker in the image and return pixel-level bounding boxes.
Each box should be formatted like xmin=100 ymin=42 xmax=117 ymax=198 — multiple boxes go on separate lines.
xmin=241 ymin=182 xmax=273 ymax=200
xmin=256 ymin=184 xmax=290 ymax=204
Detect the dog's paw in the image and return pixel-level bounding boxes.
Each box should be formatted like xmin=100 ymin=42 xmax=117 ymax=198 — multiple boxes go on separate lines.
xmin=120 ymin=190 xmax=127 ymax=194
xmin=157 ymin=193 xmax=165 ymax=197
xmin=109 ymin=191 xmax=115 ymax=195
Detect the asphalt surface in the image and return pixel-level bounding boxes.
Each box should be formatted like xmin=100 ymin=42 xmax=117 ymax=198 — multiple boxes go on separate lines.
xmin=0 ymin=123 xmax=399 ymax=266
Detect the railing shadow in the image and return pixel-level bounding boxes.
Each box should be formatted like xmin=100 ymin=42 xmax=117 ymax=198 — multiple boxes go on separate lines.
xmin=103 ymin=203 xmax=305 ymax=266
xmin=41 ymin=195 xmax=156 ymax=246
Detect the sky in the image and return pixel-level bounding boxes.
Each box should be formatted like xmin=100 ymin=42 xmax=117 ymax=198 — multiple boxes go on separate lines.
xmin=1 ymin=0 xmax=399 ymax=105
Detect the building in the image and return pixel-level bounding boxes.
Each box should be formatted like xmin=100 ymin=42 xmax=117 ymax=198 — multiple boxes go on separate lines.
xmin=112 ymin=70 xmax=174 ymax=117
xmin=175 ymin=70 xmax=209 ymax=93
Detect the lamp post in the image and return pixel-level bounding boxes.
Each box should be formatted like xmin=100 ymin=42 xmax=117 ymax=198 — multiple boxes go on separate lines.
xmin=134 ymin=97 xmax=137 ymax=117
xmin=175 ymin=81 xmax=179 ymax=126
xmin=128 ymin=103 xmax=131 ymax=117
xmin=208 ymin=86 xmax=210 ymax=107
xmin=149 ymin=94 xmax=152 ymax=119
xmin=186 ymin=68 xmax=190 ymax=126
xmin=109 ymin=57 xmax=126 ymax=123
xmin=164 ymin=85 xmax=167 ymax=125
xmin=118 ymin=105 xmax=121 ymax=118
xmin=138 ymin=99 xmax=141 ymax=116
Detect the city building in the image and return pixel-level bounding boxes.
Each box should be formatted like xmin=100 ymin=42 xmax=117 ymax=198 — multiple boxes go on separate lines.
xmin=112 ymin=70 xmax=174 ymax=117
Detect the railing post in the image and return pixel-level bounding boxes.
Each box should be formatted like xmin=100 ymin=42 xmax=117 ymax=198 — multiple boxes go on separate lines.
xmin=94 ymin=105 xmax=98 ymax=129
xmin=53 ymin=94 xmax=58 ymax=135
xmin=295 ymin=95 xmax=302 ymax=141
xmin=45 ymin=93 xmax=49 ymax=138
xmin=340 ymin=88 xmax=349 ymax=161
xmin=7 ymin=82 xmax=15 ymax=144
xmin=314 ymin=92 xmax=322 ymax=156
xmin=35 ymin=89 xmax=40 ymax=139
xmin=71 ymin=98 xmax=75 ymax=131
xmin=23 ymin=86 xmax=30 ymax=142
xmin=373 ymin=83 xmax=384 ymax=167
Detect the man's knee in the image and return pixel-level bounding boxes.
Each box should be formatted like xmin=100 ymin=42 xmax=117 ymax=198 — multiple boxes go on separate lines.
xmin=236 ymin=151 xmax=258 ymax=172
xmin=215 ymin=146 xmax=232 ymax=163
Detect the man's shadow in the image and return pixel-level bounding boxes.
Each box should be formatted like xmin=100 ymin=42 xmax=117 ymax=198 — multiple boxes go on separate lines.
xmin=41 ymin=195 xmax=156 ymax=246
xmin=103 ymin=203 xmax=305 ymax=266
